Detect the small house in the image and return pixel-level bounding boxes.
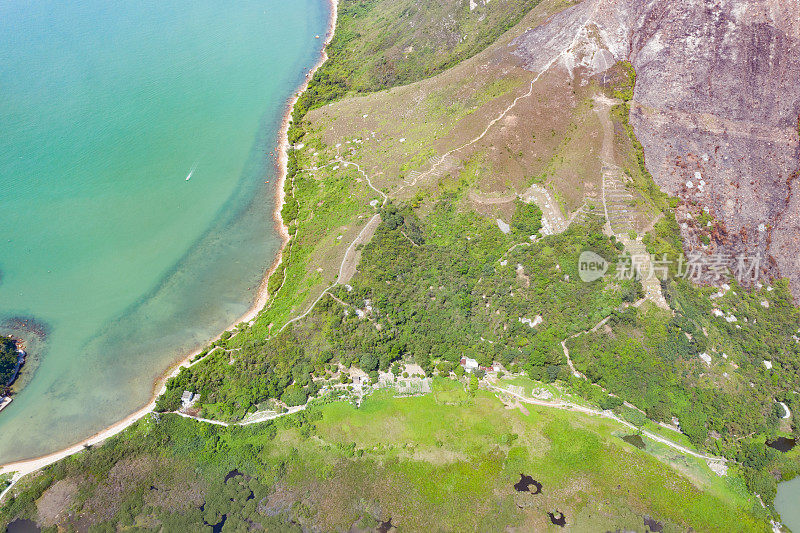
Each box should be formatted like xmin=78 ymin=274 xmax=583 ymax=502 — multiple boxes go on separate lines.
xmin=460 ymin=357 xmax=479 ymax=373
xmin=180 ymin=390 xmax=195 ymax=407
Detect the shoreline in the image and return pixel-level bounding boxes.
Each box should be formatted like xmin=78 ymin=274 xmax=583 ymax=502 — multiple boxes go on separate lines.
xmin=0 ymin=336 xmax=26 ymax=392
xmin=0 ymin=0 xmax=339 ymax=485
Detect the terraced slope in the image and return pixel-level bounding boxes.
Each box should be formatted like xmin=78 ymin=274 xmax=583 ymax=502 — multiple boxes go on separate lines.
xmin=512 ymin=0 xmax=800 ymax=298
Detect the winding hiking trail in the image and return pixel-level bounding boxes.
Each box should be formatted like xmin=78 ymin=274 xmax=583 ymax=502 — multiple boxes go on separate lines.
xmin=561 ymin=315 xmax=611 ymax=377
xmin=175 ymin=404 xmax=307 ymax=427
xmin=395 ymin=0 xmax=607 ymax=196
xmin=280 ymin=0 xmax=611 ymax=333
xmin=490 ymin=383 xmax=727 ymax=465
xmin=593 ymin=95 xmax=669 ymax=310
xmin=279 ymin=157 xmax=387 ymax=334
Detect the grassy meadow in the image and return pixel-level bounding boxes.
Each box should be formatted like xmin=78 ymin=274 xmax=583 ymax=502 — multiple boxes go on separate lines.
xmin=0 ymin=381 xmax=772 ymax=532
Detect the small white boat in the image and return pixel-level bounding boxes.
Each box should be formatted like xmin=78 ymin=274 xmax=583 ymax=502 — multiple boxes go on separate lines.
xmin=185 ymin=162 xmax=197 ymax=181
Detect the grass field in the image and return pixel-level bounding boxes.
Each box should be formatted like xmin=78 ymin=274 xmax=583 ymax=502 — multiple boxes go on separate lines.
xmin=0 ymin=381 xmax=772 ymax=531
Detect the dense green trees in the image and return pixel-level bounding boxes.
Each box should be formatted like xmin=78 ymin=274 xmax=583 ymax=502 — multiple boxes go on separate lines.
xmin=292 ymin=0 xmax=544 ymax=119
xmin=0 ymin=336 xmax=20 ymax=389
xmin=160 ymin=197 xmax=638 ymax=424
xmin=511 ymin=199 xmax=542 ymax=236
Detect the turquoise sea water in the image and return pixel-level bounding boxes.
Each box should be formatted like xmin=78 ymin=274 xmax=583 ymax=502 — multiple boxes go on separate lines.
xmin=0 ymin=0 xmax=329 ymax=463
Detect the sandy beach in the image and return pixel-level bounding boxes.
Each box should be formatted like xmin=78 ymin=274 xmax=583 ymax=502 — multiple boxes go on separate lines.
xmin=0 ymin=0 xmax=339 ymax=496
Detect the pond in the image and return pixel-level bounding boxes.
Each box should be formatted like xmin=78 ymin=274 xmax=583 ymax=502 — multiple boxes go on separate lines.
xmin=643 ymin=515 xmax=663 ymax=532
xmin=224 ymin=469 xmax=251 ymax=483
xmin=206 ymin=514 xmax=227 ymax=533
xmin=377 ymin=517 xmax=395 ymax=532
xmin=513 ymin=474 xmax=542 ymax=494
xmin=767 ymin=437 xmax=796 ymax=453
xmin=548 ymin=511 xmax=566 ymax=527
xmin=6 ymin=519 xmax=40 ymax=533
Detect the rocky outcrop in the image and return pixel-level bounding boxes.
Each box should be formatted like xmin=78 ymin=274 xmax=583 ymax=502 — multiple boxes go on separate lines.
xmin=512 ymin=0 xmax=800 ymax=297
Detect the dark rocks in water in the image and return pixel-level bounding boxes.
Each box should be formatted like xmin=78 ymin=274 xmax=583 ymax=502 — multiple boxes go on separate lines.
xmin=548 ymin=511 xmax=566 ymax=527
xmin=514 ymin=474 xmax=542 ymax=494
xmin=643 ymin=516 xmax=664 ymax=532
xmin=622 ymin=434 xmax=646 ymax=449
xmin=377 ymin=517 xmax=395 ymax=533
xmin=6 ymin=518 xmax=41 ymax=533
xmin=1 ymin=316 xmax=49 ymax=340
xmin=1 ymin=317 xmax=49 ymax=393
xmin=767 ymin=437 xmax=797 ymax=452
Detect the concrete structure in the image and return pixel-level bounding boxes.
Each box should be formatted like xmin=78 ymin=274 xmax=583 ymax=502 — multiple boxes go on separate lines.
xmin=180 ymin=391 xmax=195 ymax=408
xmin=460 ymin=357 xmax=479 ymax=373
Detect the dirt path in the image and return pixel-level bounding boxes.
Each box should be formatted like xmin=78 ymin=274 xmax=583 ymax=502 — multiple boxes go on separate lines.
xmin=593 ymin=95 xmax=670 ymax=310
xmin=490 ymin=384 xmax=727 ymax=465
xmin=278 ymin=156 xmax=388 ymax=334
xmin=175 ymin=403 xmax=307 ymax=427
xmin=594 ymin=94 xmax=618 ymax=165
xmin=337 ymin=214 xmax=381 ymax=285
xmin=561 ymin=315 xmax=611 ymax=377
xmin=396 ymin=4 xmax=605 ymax=195
xmin=520 ymin=183 xmax=568 ymax=235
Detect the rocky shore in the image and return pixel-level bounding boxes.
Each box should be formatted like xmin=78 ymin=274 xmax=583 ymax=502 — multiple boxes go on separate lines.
xmin=0 ymin=336 xmax=25 ymax=413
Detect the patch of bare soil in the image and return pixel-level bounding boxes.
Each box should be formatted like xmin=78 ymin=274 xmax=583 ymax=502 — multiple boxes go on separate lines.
xmin=409 ymin=447 xmax=469 ymax=465
xmin=516 ymin=264 xmax=532 ymax=287
xmin=36 ymin=478 xmax=79 ymax=527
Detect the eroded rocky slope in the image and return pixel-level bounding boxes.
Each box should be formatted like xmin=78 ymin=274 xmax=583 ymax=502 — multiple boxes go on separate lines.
xmin=513 ymin=0 xmax=800 ymax=296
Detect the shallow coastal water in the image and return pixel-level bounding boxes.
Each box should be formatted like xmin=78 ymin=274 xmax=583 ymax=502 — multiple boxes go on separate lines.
xmin=0 ymin=0 xmax=329 ymax=463
xmin=777 ymin=477 xmax=800 ymax=531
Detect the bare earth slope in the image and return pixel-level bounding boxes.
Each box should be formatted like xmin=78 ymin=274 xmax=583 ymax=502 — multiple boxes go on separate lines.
xmin=513 ymin=0 xmax=800 ymax=297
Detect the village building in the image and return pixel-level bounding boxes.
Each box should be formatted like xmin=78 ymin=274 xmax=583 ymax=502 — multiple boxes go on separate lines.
xmin=180 ymin=391 xmax=195 ymax=408
xmin=459 ymin=357 xmax=497 ymax=373
xmin=460 ymin=357 xmax=479 ymax=373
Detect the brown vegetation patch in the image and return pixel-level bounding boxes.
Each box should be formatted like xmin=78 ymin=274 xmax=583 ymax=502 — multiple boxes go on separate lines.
xmin=79 ymin=454 xmax=202 ymax=523
xmin=144 ymin=462 xmax=205 ymax=511
xmin=306 ymin=0 xmax=594 ymax=219
xmin=259 ymin=483 xmax=301 ymax=517
xmin=36 ymin=478 xmax=79 ymax=527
